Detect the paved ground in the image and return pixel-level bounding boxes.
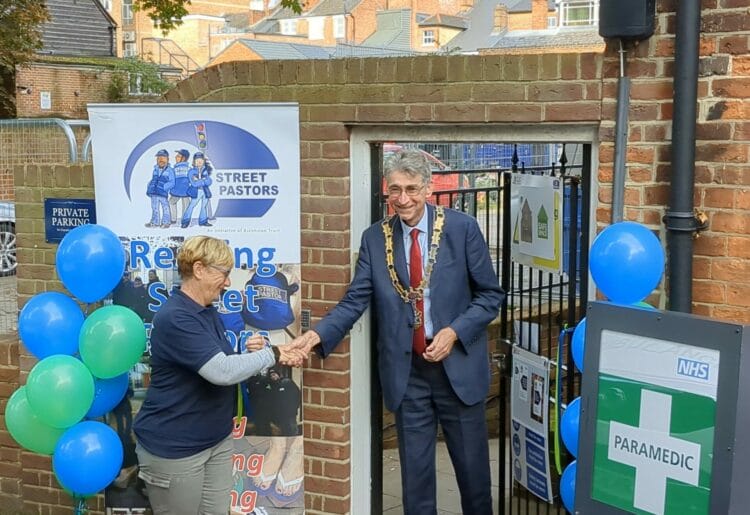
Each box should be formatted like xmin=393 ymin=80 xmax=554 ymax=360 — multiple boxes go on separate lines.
xmin=0 ymin=276 xmax=17 ymax=335
xmin=383 ymin=437 xmax=503 ymax=515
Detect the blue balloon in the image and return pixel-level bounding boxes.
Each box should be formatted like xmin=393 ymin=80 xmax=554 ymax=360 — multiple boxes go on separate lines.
xmin=18 ymin=292 xmax=84 ymax=359
xmin=86 ymin=373 xmax=129 ymax=418
xmin=561 ymin=397 xmax=581 ymax=458
xmin=53 ymin=421 xmax=123 ymax=497
xmin=589 ymin=222 xmax=665 ymax=304
xmin=55 ymin=224 xmax=125 ymax=303
xmin=560 ymin=460 xmax=577 ymax=513
xmin=572 ymin=318 xmax=586 ymax=372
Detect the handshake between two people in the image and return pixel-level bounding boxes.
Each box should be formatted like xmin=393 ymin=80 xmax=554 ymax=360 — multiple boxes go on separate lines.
xmin=244 ymin=331 xmax=322 ymax=368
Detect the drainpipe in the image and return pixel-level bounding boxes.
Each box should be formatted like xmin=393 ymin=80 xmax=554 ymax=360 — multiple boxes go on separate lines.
xmin=610 ymin=39 xmax=630 ymax=223
xmin=664 ymin=0 xmax=704 ymax=313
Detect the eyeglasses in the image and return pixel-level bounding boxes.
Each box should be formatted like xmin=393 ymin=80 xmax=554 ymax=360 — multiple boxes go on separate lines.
xmin=386 ymin=184 xmax=426 ymax=198
xmin=208 ymin=264 xmax=232 ymax=279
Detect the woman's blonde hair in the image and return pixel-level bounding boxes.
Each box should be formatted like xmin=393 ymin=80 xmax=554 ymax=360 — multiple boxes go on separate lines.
xmin=177 ymin=236 xmax=234 ymax=279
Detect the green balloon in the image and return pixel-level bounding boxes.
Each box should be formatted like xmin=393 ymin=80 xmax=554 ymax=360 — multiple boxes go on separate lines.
xmin=26 ymin=355 xmax=95 ymax=429
xmin=5 ymin=387 xmax=66 ymax=454
xmin=79 ymin=305 xmax=147 ymax=379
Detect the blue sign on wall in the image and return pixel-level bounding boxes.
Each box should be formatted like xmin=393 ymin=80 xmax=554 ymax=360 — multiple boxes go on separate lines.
xmin=44 ymin=199 xmax=97 ymax=243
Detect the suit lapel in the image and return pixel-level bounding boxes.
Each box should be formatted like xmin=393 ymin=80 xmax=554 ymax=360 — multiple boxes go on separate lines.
xmin=390 ymin=217 xmax=410 ymax=289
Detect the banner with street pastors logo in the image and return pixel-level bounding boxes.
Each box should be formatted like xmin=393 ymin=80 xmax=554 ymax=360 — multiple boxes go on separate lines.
xmin=88 ymin=103 xmax=304 ymax=514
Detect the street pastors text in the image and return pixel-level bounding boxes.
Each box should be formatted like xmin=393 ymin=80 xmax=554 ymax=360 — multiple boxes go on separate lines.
xmin=128 ymin=239 xmax=277 ymax=314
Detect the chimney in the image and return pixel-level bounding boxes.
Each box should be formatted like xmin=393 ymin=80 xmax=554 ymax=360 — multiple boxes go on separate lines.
xmin=531 ymin=0 xmax=548 ymax=30
xmin=494 ymin=5 xmax=508 ymax=31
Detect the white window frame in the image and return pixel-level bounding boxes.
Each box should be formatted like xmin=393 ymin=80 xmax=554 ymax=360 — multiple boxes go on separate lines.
xmin=122 ymin=1 xmax=134 ymax=24
xmin=560 ymin=0 xmax=598 ymax=27
xmin=548 ymin=15 xmax=557 ymax=28
xmin=123 ymin=42 xmax=137 ymax=57
xmin=333 ymin=15 xmax=345 ymax=39
xmin=422 ymin=29 xmax=435 ymax=46
xmin=249 ymin=0 xmax=264 ymax=10
xmin=280 ymin=19 xmax=298 ymax=35
xmin=308 ymin=17 xmax=324 ymax=40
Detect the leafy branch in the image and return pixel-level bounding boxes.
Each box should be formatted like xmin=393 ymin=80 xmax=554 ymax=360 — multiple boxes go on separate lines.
xmin=108 ymin=58 xmax=173 ymax=102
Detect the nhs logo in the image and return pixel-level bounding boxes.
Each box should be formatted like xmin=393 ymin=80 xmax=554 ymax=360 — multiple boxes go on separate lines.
xmin=677 ymin=358 xmax=710 ymax=380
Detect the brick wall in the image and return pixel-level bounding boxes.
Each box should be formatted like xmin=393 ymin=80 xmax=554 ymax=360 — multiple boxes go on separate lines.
xmin=15 ymin=64 xmax=116 ymax=119
xmin=6 ymin=2 xmax=750 ymax=512
xmin=165 ymin=52 xmax=602 ymax=514
xmin=0 ymin=169 xmax=14 ymax=201
xmin=2 ymin=164 xmax=101 ymax=512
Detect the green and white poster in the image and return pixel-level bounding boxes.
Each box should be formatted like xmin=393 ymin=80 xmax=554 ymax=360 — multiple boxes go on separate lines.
xmin=591 ymin=330 xmax=719 ymax=515
xmin=510 ymin=174 xmax=563 ymax=274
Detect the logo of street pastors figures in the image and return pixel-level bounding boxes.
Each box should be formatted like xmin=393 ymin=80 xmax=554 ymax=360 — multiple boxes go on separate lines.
xmin=123 ymin=121 xmax=282 ymax=228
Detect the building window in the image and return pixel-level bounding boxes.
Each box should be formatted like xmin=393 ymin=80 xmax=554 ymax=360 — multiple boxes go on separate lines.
xmin=122 ymin=0 xmax=133 ymax=24
xmin=123 ymin=42 xmax=137 ymax=57
xmin=308 ymin=17 xmax=324 ymax=40
xmin=561 ymin=0 xmax=598 ymax=27
xmin=280 ymin=19 xmax=297 ymax=35
xmin=333 ymin=15 xmax=345 ymax=39
xmin=249 ymin=0 xmax=264 ymax=10
xmin=548 ymin=15 xmax=557 ymax=28
xmin=100 ymin=0 xmax=112 ymax=10
xmin=422 ymin=29 xmax=435 ymax=46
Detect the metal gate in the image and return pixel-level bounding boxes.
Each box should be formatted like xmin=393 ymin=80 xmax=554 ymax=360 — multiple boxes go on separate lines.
xmin=499 ymin=144 xmax=591 ymax=515
xmin=371 ymin=141 xmax=591 ymax=514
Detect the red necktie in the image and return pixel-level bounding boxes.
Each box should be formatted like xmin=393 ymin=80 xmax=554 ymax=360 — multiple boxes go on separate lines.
xmin=410 ymin=228 xmax=426 ymax=355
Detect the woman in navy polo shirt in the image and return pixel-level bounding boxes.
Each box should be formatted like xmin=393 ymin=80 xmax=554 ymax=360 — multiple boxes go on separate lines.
xmin=133 ymin=235 xmax=303 ymax=514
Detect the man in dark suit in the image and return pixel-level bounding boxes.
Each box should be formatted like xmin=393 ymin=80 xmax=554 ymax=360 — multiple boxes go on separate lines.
xmin=292 ymin=149 xmax=503 ymax=514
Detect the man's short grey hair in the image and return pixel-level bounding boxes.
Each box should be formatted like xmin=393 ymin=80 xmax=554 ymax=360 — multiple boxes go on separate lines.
xmin=384 ymin=149 xmax=432 ymax=184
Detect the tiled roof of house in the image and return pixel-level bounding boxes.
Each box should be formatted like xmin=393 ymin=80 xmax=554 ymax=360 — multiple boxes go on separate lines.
xmin=486 ymin=26 xmax=604 ymax=49
xmin=442 ymin=0 xmax=502 ymax=53
xmin=333 ymin=42 xmax=416 ymax=57
xmin=361 ymin=9 xmax=412 ymax=50
xmin=216 ymin=39 xmax=416 ymax=61
xmin=307 ymin=0 xmax=363 ymax=17
xmin=238 ymin=39 xmax=334 ymax=59
xmin=503 ymin=0 xmax=556 ymax=13
xmin=418 ymin=14 xmax=467 ymax=29
xmin=41 ymin=0 xmax=116 ymax=56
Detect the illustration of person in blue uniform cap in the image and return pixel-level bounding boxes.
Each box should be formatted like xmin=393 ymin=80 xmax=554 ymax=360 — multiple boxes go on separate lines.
xmin=169 ymin=149 xmax=191 ymax=225
xmin=181 ymin=152 xmax=213 ymax=228
xmin=146 ymin=149 xmax=175 ymax=228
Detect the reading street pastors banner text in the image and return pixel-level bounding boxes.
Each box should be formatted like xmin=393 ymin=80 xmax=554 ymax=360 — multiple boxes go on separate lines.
xmin=88 ymin=103 xmax=304 ymax=514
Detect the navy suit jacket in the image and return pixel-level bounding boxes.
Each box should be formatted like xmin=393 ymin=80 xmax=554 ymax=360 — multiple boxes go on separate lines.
xmin=315 ymin=204 xmax=504 ymax=412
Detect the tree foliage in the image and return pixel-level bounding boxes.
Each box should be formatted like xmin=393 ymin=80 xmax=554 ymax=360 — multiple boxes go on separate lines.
xmin=0 ymin=0 xmax=49 ymax=113
xmin=108 ymin=57 xmax=173 ymax=102
xmin=137 ymin=0 xmax=302 ymax=33
xmin=0 ymin=0 xmax=49 ymax=71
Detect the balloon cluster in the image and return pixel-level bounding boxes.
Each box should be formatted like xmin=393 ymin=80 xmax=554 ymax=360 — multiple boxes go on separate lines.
xmin=560 ymin=221 xmax=665 ymax=513
xmin=7 ymin=224 xmax=147 ymax=501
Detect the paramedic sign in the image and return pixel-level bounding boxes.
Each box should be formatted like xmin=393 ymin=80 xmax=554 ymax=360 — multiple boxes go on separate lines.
xmin=44 ymin=198 xmax=96 ymax=243
xmin=576 ymin=302 xmax=750 ymax=515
